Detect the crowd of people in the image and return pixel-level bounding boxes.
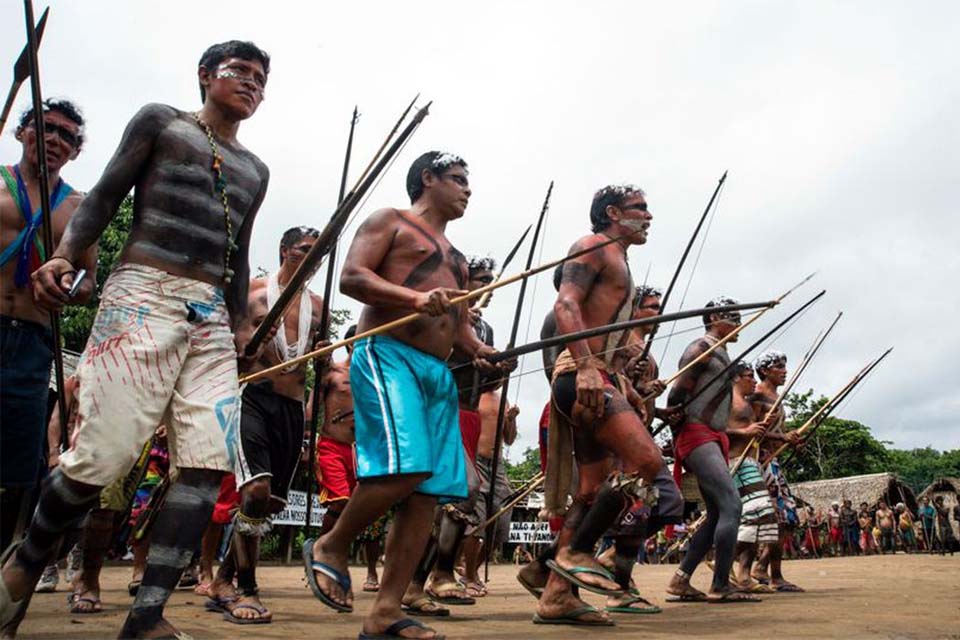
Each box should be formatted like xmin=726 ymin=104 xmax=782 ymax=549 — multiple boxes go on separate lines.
xmin=1 ymin=37 xmax=949 ymax=640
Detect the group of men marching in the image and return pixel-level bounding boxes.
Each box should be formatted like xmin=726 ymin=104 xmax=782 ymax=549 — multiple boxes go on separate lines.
xmin=0 ymin=38 xmax=811 ymax=640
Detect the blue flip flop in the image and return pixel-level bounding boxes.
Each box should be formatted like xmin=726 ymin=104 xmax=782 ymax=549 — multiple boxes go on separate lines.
xmin=545 ymin=559 xmax=620 ymax=596
xmin=302 ymin=538 xmax=353 ymax=613
xmin=358 ymin=617 xmax=444 ymax=639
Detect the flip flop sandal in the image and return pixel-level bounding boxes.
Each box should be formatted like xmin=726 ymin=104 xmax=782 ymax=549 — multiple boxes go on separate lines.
xmin=193 ymin=582 xmax=212 ymax=597
xmin=463 ymin=581 xmax=487 ymax=598
xmin=402 ymin=596 xmax=450 ymax=618
xmin=664 ymin=590 xmax=708 ymax=603
xmin=223 ymin=602 xmax=272 ymax=625
xmin=358 ymin=617 xmax=444 ymax=639
xmin=362 ymin=578 xmax=380 ymax=593
xmin=545 ymin=559 xmax=620 ymax=596
xmin=774 ymin=582 xmax=805 ymax=592
xmin=533 ymin=605 xmax=615 ymax=626
xmin=68 ymin=594 xmax=102 ymax=614
xmin=204 ymin=595 xmax=238 ymax=613
xmin=707 ymin=591 xmax=762 ymax=603
xmin=302 ymin=538 xmax=353 ymax=613
xmin=738 ymin=582 xmax=775 ymax=594
xmin=425 ymin=585 xmax=475 ymax=605
xmin=606 ymin=593 xmax=662 ymax=614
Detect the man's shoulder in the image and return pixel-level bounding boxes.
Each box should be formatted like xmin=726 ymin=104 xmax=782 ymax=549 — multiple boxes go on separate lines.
xmin=360 ymin=207 xmax=404 ymax=231
xmin=132 ymin=103 xmax=181 ymax=128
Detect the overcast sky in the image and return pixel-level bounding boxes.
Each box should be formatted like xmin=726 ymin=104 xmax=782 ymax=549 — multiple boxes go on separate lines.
xmin=3 ymin=1 xmax=958 ymax=459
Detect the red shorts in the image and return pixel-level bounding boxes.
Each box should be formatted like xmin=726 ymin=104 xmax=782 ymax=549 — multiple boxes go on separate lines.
xmin=211 ymin=473 xmax=239 ymax=524
xmin=538 ymin=401 xmax=550 ymax=475
xmin=316 ymin=436 xmax=356 ymax=503
xmin=830 ymin=526 xmax=842 ymax=543
xmin=672 ymin=422 xmax=730 ymax=488
xmin=459 ymin=409 xmax=481 ymax=465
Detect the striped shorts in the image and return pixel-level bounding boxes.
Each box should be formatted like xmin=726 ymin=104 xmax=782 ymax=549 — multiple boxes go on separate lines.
xmin=732 ymin=456 xmax=779 ymax=544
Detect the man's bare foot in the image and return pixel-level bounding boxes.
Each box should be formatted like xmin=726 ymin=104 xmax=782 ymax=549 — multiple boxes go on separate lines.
xmin=223 ymin=593 xmax=272 ymax=623
xmin=750 ymin=568 xmax=770 ymax=584
xmin=308 ymin=537 xmax=353 ymax=610
xmin=552 ymin=548 xmax=619 ymax=592
xmin=770 ymin=579 xmax=804 ymax=592
xmin=665 ymin=572 xmax=707 ymax=601
xmin=68 ymin=577 xmax=102 ymax=614
xmin=537 ymin=589 xmax=611 ymax=625
xmin=706 ymin=584 xmax=761 ymax=603
xmin=121 ymin=616 xmax=187 ymax=639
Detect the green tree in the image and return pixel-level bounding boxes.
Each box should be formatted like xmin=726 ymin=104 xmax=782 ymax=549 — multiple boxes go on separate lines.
xmin=885 ymin=447 xmax=960 ymax=493
xmin=782 ymin=391 xmax=891 ymax=482
xmin=504 ymin=446 xmax=541 ymax=484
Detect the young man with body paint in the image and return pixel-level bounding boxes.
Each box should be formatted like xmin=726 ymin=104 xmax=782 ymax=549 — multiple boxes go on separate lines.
xmin=535 ymin=185 xmax=665 ymax=626
xmin=725 ymin=362 xmax=778 ymax=592
xmin=749 ymin=351 xmax=805 ymax=592
xmin=665 ymin=297 xmax=759 ymax=603
xmin=0 ymin=99 xmax=93 ymax=554
xmin=1 ymin=40 xmax=271 ymax=639
xmin=304 ymin=151 xmax=498 ymax=640
xmin=205 ymin=227 xmax=324 ymax=624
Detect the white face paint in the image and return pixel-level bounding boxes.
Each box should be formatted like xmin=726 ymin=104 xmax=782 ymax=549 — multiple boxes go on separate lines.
xmin=619 ymin=217 xmax=648 ymax=232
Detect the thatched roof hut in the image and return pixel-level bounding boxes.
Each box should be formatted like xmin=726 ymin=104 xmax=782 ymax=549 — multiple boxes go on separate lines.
xmin=792 ymin=472 xmax=918 ymax=514
xmin=918 ymin=477 xmax=960 ymax=540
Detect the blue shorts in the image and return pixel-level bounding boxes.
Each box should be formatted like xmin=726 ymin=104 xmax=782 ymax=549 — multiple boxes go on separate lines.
xmin=0 ymin=316 xmax=53 ymax=488
xmin=351 ymin=335 xmax=467 ymax=502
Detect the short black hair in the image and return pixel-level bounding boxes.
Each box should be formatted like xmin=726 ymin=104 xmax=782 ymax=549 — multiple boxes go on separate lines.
xmin=406 ymin=151 xmax=467 ymax=204
xmin=634 ymin=285 xmax=663 ymax=306
xmin=467 ymin=256 xmax=496 ymax=278
xmin=734 ymin=361 xmax=754 ymax=377
xmin=198 ymin=40 xmax=271 ymax=102
xmin=279 ymin=226 xmax=319 ymax=264
xmin=589 ymin=184 xmax=645 ymax=233
xmin=703 ymin=295 xmax=739 ymax=328
xmin=18 ymin=98 xmax=85 ymax=149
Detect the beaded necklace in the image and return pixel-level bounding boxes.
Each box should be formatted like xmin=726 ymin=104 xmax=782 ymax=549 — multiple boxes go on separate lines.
xmin=192 ymin=112 xmax=236 ymax=284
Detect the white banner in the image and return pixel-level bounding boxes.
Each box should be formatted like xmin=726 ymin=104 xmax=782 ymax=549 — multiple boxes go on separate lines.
xmin=273 ymin=490 xmax=327 ymax=527
xmin=508 ymin=521 xmax=553 ymax=544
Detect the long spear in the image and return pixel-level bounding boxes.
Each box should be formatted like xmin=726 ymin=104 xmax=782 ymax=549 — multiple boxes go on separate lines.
xmin=729 ymin=311 xmax=843 ymax=475
xmin=473 ymin=224 xmax=532 ymax=310
xmin=650 ymin=288 xmax=825 ymax=438
xmin=240 ymin=225 xmax=650 ymax=383
xmin=483 ymin=181 xmax=553 ymax=581
xmin=22 ymin=0 xmax=67 ymax=436
xmin=644 ymin=272 xmax=818 ymax=403
xmin=774 ymin=348 xmax=893 ymax=466
xmin=638 ymin=171 xmax=727 ymax=364
xmin=661 ymin=350 xmax=881 ymax=560
xmin=245 ymin=98 xmax=430 ymax=356
xmin=466 ymin=224 xmax=533 ymax=408
xmin=479 ymin=301 xmax=775 ymax=366
xmin=0 ymin=6 xmax=48 ymax=135
xmin=304 ymin=106 xmax=359 ymax=536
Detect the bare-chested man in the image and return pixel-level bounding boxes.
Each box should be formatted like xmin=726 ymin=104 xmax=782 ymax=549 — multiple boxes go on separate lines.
xmin=206 ymin=227 xmax=324 ymax=624
xmin=3 ymin=41 xmax=271 ymax=639
xmin=749 ymin=351 xmax=804 ymax=592
xmin=665 ymin=297 xmax=759 ymax=603
xmin=0 ymin=99 xmax=93 ymax=553
xmin=304 ymin=151 xmax=497 ymax=640
xmin=726 ymin=362 xmax=778 ymax=592
xmin=536 ymin=184 xmax=665 ymax=626
xmin=876 ymin=500 xmax=896 ymax=554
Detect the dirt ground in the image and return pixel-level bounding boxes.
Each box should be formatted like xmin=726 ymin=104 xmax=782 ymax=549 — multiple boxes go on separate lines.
xmin=15 ymin=553 xmax=960 ymax=639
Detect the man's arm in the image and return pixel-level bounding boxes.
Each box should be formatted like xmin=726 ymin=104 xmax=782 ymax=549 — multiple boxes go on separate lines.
xmin=553 ymin=238 xmax=605 ymax=366
xmin=226 ymin=162 xmax=269 ymax=328
xmin=33 ymin=104 xmax=176 ymax=309
xmin=504 ymin=405 xmax=519 ymax=446
xmin=666 ymin=340 xmax=711 ymax=407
